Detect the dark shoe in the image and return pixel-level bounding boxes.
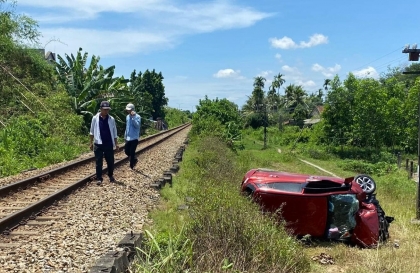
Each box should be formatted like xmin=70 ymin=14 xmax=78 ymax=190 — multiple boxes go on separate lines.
xmin=97 ymin=180 xmax=103 ymax=186
xmin=130 ymin=158 xmax=138 ymax=169
xmin=109 ymin=176 xmax=116 ymax=183
xmin=134 ymin=158 xmax=138 ymax=166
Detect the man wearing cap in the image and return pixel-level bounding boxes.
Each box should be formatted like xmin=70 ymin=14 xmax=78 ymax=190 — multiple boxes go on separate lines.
xmin=89 ymin=101 xmax=119 ymax=185
xmin=124 ymin=103 xmax=141 ymax=169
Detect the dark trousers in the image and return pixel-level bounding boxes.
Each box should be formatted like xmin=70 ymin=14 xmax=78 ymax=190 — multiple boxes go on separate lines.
xmin=124 ymin=139 xmax=139 ymax=168
xmin=94 ymin=144 xmax=114 ymax=181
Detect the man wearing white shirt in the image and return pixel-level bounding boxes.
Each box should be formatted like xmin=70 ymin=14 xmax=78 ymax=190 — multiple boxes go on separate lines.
xmin=89 ymin=101 xmax=119 ymax=185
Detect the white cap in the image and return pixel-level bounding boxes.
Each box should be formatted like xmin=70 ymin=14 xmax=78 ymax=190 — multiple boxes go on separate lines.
xmin=125 ymin=103 xmax=135 ymax=111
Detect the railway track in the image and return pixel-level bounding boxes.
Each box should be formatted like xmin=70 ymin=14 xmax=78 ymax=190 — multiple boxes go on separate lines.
xmin=0 ymin=123 xmax=190 ymax=235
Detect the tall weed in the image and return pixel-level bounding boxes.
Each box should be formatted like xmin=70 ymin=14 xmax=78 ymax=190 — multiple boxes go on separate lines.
xmin=185 ymin=137 xmax=309 ymax=272
xmin=137 ymin=136 xmax=310 ymax=272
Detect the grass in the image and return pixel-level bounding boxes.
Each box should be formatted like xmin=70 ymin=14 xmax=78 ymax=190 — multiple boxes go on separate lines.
xmin=136 ymin=130 xmax=420 ymax=273
xmin=241 ymin=134 xmax=420 ymax=273
xmin=135 ymin=137 xmax=310 ymax=273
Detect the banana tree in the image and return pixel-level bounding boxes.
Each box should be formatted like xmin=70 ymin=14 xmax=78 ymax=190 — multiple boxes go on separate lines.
xmin=55 ymin=48 xmax=130 ymax=129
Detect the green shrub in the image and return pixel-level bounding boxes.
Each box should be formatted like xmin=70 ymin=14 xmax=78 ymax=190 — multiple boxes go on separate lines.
xmin=307 ymin=148 xmax=331 ymax=160
xmin=0 ymin=90 xmax=87 ymax=177
xmin=338 ymin=160 xmax=398 ymax=176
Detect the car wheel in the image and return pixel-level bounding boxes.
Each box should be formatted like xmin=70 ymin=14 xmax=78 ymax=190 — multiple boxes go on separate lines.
xmin=355 ymin=174 xmax=376 ymax=194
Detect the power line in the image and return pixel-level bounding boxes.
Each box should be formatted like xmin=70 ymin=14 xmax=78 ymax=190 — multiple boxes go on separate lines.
xmin=352 ymin=46 xmax=404 ymax=71
xmin=374 ymin=56 xmax=407 ymax=71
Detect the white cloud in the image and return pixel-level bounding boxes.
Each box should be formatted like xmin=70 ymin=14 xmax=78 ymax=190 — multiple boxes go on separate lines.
xmin=279 ymin=64 xmax=317 ymax=91
xmin=41 ymin=28 xmax=173 ymax=57
xmin=299 ymin=34 xmax=329 ymax=48
xmin=269 ymin=34 xmax=328 ymax=49
xmin=312 ymin=63 xmax=324 ymax=72
xmin=23 ymin=1 xmax=272 ymax=57
xmin=213 ymin=69 xmax=243 ymax=79
xmin=269 ymin=37 xmax=296 ymax=50
xmin=275 ymin=53 xmax=282 ymax=62
xmin=162 ymin=2 xmax=272 ymax=33
xmin=257 ymin=70 xmax=273 ymax=78
xmin=311 ymin=63 xmax=341 ymax=77
xmin=295 ymin=80 xmax=316 ymax=89
xmin=353 ymin=66 xmax=379 ymax=79
xmin=281 ymin=65 xmax=300 ymax=73
xmin=18 ymin=0 xmax=174 ymax=15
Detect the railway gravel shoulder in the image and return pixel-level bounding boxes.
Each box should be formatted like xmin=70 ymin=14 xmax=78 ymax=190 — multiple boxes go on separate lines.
xmin=0 ymin=127 xmax=190 ymax=273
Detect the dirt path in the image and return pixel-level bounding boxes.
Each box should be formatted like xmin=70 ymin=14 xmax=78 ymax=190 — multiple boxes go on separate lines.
xmin=298 ymin=159 xmax=339 ymax=177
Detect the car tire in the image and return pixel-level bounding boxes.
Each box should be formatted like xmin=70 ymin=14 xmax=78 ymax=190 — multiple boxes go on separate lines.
xmin=354 ymin=174 xmax=376 ymax=194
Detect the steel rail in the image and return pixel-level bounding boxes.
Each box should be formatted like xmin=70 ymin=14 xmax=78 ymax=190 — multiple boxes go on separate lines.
xmin=0 ymin=123 xmax=190 ymax=234
xmin=0 ymin=123 xmax=189 ymax=198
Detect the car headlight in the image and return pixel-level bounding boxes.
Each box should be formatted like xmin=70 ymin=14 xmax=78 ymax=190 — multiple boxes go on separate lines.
xmin=255 ymin=183 xmax=269 ymax=189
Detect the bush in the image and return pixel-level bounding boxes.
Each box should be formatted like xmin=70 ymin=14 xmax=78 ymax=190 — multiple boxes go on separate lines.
xmin=338 ymin=160 xmax=398 ymax=176
xmin=0 ymin=90 xmax=86 ymax=177
xmin=307 ymin=148 xmax=331 ymax=160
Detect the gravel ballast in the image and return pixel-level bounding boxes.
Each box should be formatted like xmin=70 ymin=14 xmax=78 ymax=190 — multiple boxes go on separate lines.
xmin=0 ymin=128 xmax=190 ymax=273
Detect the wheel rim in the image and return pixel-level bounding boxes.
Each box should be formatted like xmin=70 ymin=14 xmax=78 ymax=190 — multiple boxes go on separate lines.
xmin=356 ymin=176 xmax=375 ymax=193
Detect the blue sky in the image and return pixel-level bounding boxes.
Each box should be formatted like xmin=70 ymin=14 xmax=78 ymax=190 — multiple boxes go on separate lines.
xmin=15 ymin=0 xmax=420 ymax=111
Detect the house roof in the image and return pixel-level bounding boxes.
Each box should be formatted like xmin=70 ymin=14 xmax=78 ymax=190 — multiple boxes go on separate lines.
xmin=316 ymin=105 xmax=324 ymax=113
xmin=304 ymin=118 xmax=321 ymax=125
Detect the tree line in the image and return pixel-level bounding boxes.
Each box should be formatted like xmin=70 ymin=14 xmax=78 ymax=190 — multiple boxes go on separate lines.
xmin=192 ymin=65 xmax=420 ymax=154
xmin=1 ymin=1 xmax=170 ymax=133
xmin=0 ymin=0 xmax=186 ymax=176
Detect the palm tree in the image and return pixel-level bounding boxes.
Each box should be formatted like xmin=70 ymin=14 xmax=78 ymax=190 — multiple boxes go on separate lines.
xmin=55 ymin=48 xmax=129 ymax=128
xmin=271 ymin=73 xmax=286 ymax=96
xmin=252 ymin=76 xmax=266 ymax=107
xmin=323 ymin=79 xmax=331 ymax=91
xmin=284 ymin=84 xmax=308 ymax=110
xmin=253 ymin=76 xmax=266 ymax=89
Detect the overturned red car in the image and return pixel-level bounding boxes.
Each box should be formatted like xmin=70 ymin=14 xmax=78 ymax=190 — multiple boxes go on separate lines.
xmin=241 ymin=168 xmax=394 ymax=247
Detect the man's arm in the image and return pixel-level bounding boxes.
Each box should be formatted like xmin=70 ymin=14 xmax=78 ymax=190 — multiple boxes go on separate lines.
xmin=89 ymin=117 xmax=95 ymax=151
xmin=130 ymin=112 xmax=141 ymax=128
xmin=89 ymin=135 xmax=94 ymax=150
xmin=112 ymin=118 xmax=119 ymax=149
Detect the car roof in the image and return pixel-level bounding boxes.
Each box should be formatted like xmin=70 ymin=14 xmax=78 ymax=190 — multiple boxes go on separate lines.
xmin=247 ymin=168 xmax=345 ymax=184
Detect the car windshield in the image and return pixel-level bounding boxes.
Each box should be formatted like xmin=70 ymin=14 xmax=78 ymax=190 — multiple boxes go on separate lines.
xmin=327 ymin=194 xmax=359 ymax=240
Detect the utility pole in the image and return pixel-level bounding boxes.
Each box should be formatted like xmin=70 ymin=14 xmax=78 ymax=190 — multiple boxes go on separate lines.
xmin=402 ymin=44 xmax=420 ymax=221
xmin=263 ymin=104 xmax=268 ymax=149
xmin=255 ymin=103 xmax=268 ymax=149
